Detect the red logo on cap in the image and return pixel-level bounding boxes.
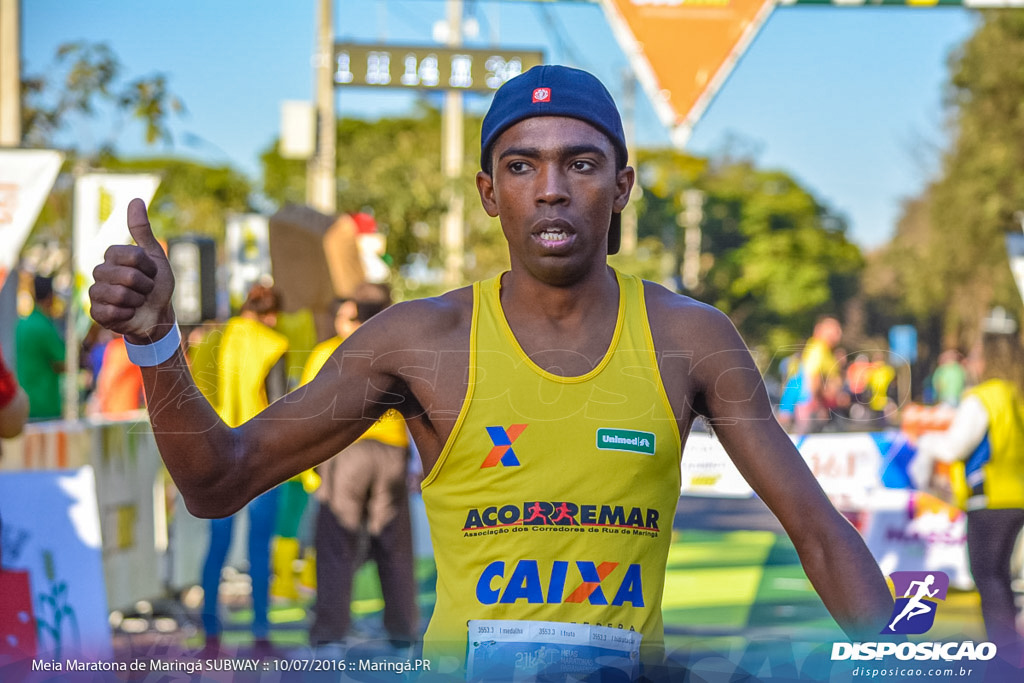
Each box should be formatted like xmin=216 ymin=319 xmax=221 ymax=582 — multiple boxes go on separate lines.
xmin=532 ymin=87 xmax=551 ymax=103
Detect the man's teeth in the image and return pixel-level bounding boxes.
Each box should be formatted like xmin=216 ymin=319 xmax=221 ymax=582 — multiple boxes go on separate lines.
xmin=539 ymin=230 xmax=567 ymax=241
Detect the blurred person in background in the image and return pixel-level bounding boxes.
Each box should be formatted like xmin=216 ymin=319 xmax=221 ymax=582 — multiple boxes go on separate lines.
xmin=866 ymin=350 xmax=898 ymax=426
xmin=15 ymin=276 xmax=65 ymax=420
xmin=0 ymin=346 xmax=29 ymax=443
xmin=931 ymin=348 xmax=968 ymax=407
xmin=269 ymin=311 xmax=320 ymax=604
xmin=88 ymin=334 xmax=144 ymax=416
xmin=0 ymin=345 xmax=28 ymax=587
xmin=912 ymin=332 xmax=1024 ymax=657
xmin=775 ymin=344 xmax=804 ymax=430
xmin=81 ymin=324 xmax=113 ymax=402
xmin=304 ymin=284 xmax=419 ymax=654
xmin=199 ymin=283 xmax=289 ymax=658
xmin=794 ymin=316 xmax=843 ymax=433
xmin=845 ymin=353 xmax=874 ymax=424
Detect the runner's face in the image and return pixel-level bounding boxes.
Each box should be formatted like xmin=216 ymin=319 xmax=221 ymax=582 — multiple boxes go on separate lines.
xmin=477 ymin=116 xmax=633 ymax=285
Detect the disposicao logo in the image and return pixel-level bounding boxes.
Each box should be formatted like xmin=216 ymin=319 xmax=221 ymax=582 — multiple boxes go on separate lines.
xmin=830 ymin=570 xmax=997 ymax=664
xmin=482 ymin=424 xmax=528 ymax=468
xmin=882 ymin=571 xmax=949 ymax=635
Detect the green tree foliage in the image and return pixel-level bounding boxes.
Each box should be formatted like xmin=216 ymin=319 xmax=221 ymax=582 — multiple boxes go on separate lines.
xmin=262 ymin=110 xmax=860 ymax=353
xmin=870 ymin=11 xmax=1024 ymax=354
xmin=261 ymin=104 xmax=509 ymax=294
xmin=99 ymin=156 xmax=254 ymax=241
xmin=930 ymin=11 xmax=1024 ymax=337
xmin=21 ymin=42 xmax=189 ymax=248
xmin=634 ymin=149 xmax=863 ymax=356
xmin=22 ymin=41 xmax=184 ymax=151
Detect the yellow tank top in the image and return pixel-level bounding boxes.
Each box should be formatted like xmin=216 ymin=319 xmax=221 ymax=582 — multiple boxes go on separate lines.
xmin=301 ymin=337 xmax=408 ymax=448
xmin=421 ymin=269 xmax=681 ymax=664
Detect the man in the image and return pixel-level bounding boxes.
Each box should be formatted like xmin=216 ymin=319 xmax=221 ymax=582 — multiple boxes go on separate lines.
xmin=794 ymin=316 xmax=843 ymax=433
xmin=15 ymin=275 xmax=65 ymax=420
xmin=304 ymin=286 xmax=419 ymax=653
xmin=89 ymin=65 xmax=893 ymax=676
xmin=197 ymin=283 xmax=288 ymax=658
xmin=931 ymin=348 xmax=968 ymax=407
xmin=0 ymin=346 xmax=28 ymax=441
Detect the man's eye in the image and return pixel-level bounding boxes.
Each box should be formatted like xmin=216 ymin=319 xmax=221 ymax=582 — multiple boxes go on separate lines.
xmin=572 ymin=160 xmax=594 ymax=171
xmin=508 ymin=161 xmax=528 ymax=173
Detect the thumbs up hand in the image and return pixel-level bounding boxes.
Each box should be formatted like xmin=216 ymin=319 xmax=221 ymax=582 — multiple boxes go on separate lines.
xmin=89 ymin=198 xmax=176 ymax=344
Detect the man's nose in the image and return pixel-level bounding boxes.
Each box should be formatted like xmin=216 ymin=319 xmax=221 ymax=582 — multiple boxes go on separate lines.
xmin=535 ymin=164 xmax=569 ymax=205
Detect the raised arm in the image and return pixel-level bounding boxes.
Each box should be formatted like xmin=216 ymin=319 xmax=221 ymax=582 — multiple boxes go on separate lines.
xmin=688 ymin=305 xmax=893 ymax=640
xmin=89 ymin=199 xmax=397 ymax=517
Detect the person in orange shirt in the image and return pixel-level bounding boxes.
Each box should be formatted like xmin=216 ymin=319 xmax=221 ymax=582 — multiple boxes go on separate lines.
xmin=89 ymin=336 xmax=145 ymax=416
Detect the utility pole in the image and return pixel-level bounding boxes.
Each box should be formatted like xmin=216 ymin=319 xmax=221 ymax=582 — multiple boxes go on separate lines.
xmin=619 ymin=68 xmax=638 ymax=256
xmin=680 ymin=188 xmax=703 ymax=291
xmin=0 ymin=0 xmax=20 ymax=146
xmin=440 ymin=0 xmax=465 ymax=287
xmin=308 ymin=0 xmax=336 ymax=213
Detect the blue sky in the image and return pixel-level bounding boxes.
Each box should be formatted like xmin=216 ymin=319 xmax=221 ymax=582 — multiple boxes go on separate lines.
xmin=22 ymin=1 xmax=977 ymax=249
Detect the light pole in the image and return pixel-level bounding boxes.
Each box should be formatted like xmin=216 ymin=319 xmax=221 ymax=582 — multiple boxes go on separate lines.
xmin=308 ymin=0 xmax=337 ymax=214
xmin=680 ymin=189 xmax=703 ymax=291
xmin=0 ymin=0 xmax=20 ymax=146
xmin=440 ymin=0 xmax=465 ymax=287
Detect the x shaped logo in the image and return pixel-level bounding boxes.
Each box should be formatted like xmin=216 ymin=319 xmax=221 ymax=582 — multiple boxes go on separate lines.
xmin=565 ymin=561 xmax=619 ymax=604
xmin=482 ymin=424 xmax=528 ymax=468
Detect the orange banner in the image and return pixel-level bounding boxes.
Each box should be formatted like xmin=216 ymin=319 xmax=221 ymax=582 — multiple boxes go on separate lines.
xmin=600 ymin=0 xmax=775 ymax=146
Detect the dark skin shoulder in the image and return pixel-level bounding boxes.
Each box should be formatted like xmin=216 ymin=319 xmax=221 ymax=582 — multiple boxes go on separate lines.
xmin=359 ymin=286 xmax=474 ymax=474
xmin=254 ymin=285 xmax=474 ymax=490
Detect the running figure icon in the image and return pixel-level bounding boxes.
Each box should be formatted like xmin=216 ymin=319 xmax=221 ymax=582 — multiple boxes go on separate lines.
xmin=888 ymin=574 xmax=939 ymax=632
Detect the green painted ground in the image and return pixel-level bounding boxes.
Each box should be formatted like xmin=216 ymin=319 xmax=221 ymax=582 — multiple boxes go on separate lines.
xmin=196 ymin=530 xmax=987 ymax=654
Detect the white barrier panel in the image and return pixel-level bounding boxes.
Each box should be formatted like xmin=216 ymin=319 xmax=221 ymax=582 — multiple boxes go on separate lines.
xmin=679 ymin=432 xmax=754 ymax=498
xmin=861 ymin=488 xmax=972 ymax=590
xmin=680 ymin=431 xmax=884 ymax=504
xmin=792 ymin=432 xmax=885 ymax=509
xmin=0 ymin=467 xmax=112 ymax=660
xmin=0 ymin=418 xmax=211 ymax=610
xmin=88 ymin=419 xmax=166 ymax=610
xmin=679 ymin=429 xmax=973 ymax=586
xmin=1 ymin=421 xmax=979 ymax=606
xmin=0 ymin=419 xmax=91 ymax=471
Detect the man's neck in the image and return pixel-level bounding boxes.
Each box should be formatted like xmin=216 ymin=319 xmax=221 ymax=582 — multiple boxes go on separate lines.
xmin=497 ymin=266 xmax=621 ymax=375
xmin=500 ymin=264 xmax=618 ymax=322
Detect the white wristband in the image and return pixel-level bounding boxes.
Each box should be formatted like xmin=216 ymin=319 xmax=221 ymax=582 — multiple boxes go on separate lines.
xmin=125 ymin=321 xmax=182 ymax=367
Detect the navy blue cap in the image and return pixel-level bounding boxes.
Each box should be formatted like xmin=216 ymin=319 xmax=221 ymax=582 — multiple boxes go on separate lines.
xmin=480 ymin=65 xmax=627 ymax=254
xmin=481 ymin=65 xmax=627 ymax=171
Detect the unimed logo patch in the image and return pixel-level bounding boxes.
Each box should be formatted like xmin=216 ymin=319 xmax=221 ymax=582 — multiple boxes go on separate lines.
xmin=882 ymin=571 xmax=949 ymax=635
xmin=596 ymin=429 xmax=655 ymax=456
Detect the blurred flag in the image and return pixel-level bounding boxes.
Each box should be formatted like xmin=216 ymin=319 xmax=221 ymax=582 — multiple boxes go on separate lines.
xmin=72 ymin=173 xmax=160 ymax=314
xmin=0 ymin=149 xmax=63 ymax=289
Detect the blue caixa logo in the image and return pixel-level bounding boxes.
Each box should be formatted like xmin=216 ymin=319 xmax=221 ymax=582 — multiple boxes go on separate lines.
xmin=881 ymin=571 xmax=949 ymax=635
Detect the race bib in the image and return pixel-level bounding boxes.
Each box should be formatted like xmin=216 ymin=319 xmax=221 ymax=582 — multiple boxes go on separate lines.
xmin=466 ymin=619 xmax=641 ymax=680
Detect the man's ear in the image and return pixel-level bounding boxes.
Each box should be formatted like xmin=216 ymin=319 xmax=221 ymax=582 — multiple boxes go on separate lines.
xmin=613 ymin=166 xmax=636 ymax=214
xmin=476 ymin=171 xmax=499 ymax=218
